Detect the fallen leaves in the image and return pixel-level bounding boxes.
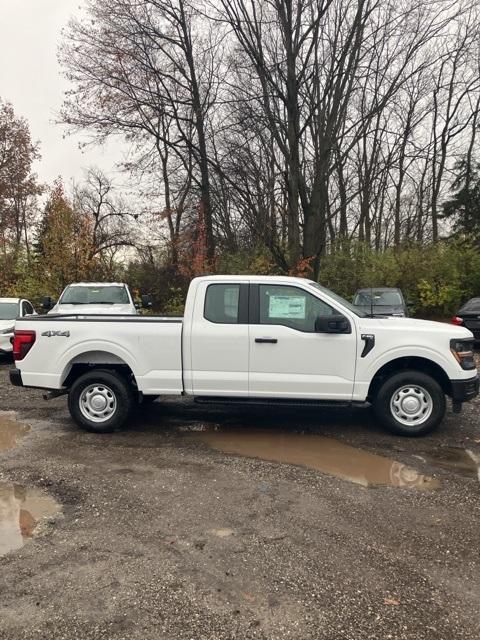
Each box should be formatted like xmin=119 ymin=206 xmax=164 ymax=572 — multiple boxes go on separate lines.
xmin=383 ymin=597 xmax=401 ymax=606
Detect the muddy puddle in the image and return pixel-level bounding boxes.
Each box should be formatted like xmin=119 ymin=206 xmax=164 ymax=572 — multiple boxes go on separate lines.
xmin=190 ymin=429 xmax=440 ymax=490
xmin=0 ymin=483 xmax=60 ymax=557
xmin=426 ymin=447 xmax=480 ymax=480
xmin=0 ymin=412 xmax=29 ymax=453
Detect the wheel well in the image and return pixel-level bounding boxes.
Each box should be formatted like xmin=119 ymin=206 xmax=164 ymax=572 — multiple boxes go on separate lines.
xmin=62 ymin=352 xmax=137 ymax=389
xmin=367 ymin=357 xmax=451 ymax=401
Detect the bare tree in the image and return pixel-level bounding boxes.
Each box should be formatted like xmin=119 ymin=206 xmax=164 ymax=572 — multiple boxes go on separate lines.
xmin=59 ymin=0 xmax=480 ymax=274
xmin=72 ymin=167 xmax=136 ymax=267
xmin=429 ymin=15 xmax=480 ymax=239
xmin=61 ymin=0 xmax=225 ymax=264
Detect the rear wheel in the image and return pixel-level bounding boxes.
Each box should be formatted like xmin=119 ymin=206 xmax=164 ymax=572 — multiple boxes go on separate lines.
xmin=373 ymin=370 xmax=446 ymax=436
xmin=68 ymin=369 xmax=134 ymax=433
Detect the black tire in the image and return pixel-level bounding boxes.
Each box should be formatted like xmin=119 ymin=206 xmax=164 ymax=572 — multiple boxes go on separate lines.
xmin=68 ymin=369 xmax=134 ymax=433
xmin=373 ymin=370 xmax=446 ymax=436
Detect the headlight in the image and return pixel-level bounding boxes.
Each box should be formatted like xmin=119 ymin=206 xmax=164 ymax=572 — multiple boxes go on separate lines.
xmin=0 ymin=326 xmax=14 ymax=335
xmin=450 ymin=339 xmax=476 ymax=370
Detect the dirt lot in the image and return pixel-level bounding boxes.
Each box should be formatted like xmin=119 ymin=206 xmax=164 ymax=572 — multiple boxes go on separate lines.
xmin=0 ymin=358 xmax=479 ymax=640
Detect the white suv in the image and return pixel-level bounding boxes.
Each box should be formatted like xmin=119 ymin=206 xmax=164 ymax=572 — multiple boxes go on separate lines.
xmin=0 ymin=298 xmax=36 ymax=355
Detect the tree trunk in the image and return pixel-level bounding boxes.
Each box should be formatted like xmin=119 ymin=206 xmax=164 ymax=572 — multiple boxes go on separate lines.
xmin=180 ymin=0 xmax=215 ymax=265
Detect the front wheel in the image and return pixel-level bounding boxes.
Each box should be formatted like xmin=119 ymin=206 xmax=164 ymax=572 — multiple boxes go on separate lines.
xmin=68 ymin=369 xmax=134 ymax=433
xmin=373 ymin=370 xmax=446 ymax=436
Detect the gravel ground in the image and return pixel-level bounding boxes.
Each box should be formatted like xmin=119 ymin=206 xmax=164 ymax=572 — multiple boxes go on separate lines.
xmin=0 ymin=357 xmax=479 ymax=640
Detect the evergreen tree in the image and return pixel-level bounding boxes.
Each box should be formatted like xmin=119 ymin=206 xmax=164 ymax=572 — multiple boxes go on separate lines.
xmin=443 ymin=158 xmax=480 ymax=243
xmin=35 ymin=180 xmax=94 ymax=293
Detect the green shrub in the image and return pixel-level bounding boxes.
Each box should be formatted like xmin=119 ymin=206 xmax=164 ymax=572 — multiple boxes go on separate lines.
xmin=319 ymin=239 xmax=480 ymax=317
xmin=3 ymin=238 xmax=479 ymax=320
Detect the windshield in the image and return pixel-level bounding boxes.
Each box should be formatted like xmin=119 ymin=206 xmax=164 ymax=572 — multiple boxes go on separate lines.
xmin=461 ymin=298 xmax=480 ymax=313
xmin=308 ymin=282 xmax=367 ymax=317
xmin=354 ymin=290 xmax=403 ymax=307
xmin=0 ymin=302 xmax=19 ymax=320
xmin=59 ymin=286 xmax=130 ymax=305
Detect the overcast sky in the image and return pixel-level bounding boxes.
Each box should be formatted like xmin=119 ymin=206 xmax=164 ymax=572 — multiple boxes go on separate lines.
xmin=0 ymin=0 xmax=124 ymax=186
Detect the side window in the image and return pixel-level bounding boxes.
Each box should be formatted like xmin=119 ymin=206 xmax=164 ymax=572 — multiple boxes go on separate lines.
xmin=259 ymin=285 xmax=335 ymax=332
xmin=204 ymin=284 xmax=240 ymax=324
xmin=22 ymin=301 xmax=33 ymax=316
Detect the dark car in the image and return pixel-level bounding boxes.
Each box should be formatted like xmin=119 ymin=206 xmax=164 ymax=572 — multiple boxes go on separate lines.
xmin=452 ymin=297 xmax=480 ymax=342
xmin=353 ymin=287 xmax=409 ymax=317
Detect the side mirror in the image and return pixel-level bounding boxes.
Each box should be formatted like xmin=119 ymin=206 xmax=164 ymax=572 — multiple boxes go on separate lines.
xmin=315 ymin=314 xmax=351 ymax=334
xmin=141 ymin=294 xmax=153 ymax=309
xmin=41 ymin=296 xmax=55 ymax=311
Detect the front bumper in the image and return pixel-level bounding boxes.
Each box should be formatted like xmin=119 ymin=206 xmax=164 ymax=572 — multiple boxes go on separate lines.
xmin=9 ymin=368 xmax=23 ymax=387
xmin=451 ymin=375 xmax=479 ymax=402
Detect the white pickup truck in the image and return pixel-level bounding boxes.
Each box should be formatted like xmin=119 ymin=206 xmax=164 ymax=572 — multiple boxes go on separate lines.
xmin=10 ymin=275 xmax=479 ymax=436
xmin=42 ymin=282 xmax=151 ymax=315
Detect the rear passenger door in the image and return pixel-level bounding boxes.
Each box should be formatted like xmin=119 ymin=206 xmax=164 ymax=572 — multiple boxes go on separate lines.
xmin=189 ymin=281 xmax=250 ymax=396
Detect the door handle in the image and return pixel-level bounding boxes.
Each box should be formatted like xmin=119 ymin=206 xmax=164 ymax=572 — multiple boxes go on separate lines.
xmin=255 ymin=338 xmax=278 ymax=344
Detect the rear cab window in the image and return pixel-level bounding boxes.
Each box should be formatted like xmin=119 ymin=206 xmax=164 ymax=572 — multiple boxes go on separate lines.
xmin=22 ymin=301 xmax=34 ymax=316
xmin=204 ymin=284 xmax=241 ymax=324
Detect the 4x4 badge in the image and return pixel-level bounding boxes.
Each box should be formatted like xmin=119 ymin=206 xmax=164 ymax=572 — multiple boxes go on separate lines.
xmin=41 ymin=330 xmax=70 ymax=338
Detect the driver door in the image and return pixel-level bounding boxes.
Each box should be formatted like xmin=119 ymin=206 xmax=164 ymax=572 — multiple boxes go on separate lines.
xmin=248 ymin=284 xmax=357 ymax=400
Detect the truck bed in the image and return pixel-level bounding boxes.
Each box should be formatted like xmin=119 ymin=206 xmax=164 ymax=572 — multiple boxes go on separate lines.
xmin=14 ymin=314 xmax=185 ymax=395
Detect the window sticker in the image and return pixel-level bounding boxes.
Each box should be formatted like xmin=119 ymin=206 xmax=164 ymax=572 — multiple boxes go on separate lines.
xmin=268 ymin=295 xmax=306 ymax=319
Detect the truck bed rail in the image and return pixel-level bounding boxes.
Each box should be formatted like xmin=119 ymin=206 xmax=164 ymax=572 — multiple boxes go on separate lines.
xmin=15 ymin=314 xmax=183 ymax=323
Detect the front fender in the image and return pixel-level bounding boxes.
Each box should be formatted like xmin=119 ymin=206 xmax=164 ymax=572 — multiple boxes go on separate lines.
xmin=363 ymin=345 xmax=456 ymax=382
xmin=352 ymin=344 xmax=461 ymax=402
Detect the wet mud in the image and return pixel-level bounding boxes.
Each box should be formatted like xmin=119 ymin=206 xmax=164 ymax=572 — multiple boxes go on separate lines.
xmin=190 ymin=428 xmax=440 ymax=490
xmin=427 ymin=447 xmax=480 ymax=480
xmin=0 ymin=483 xmax=60 ymax=557
xmin=0 ymin=412 xmax=29 ymax=453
